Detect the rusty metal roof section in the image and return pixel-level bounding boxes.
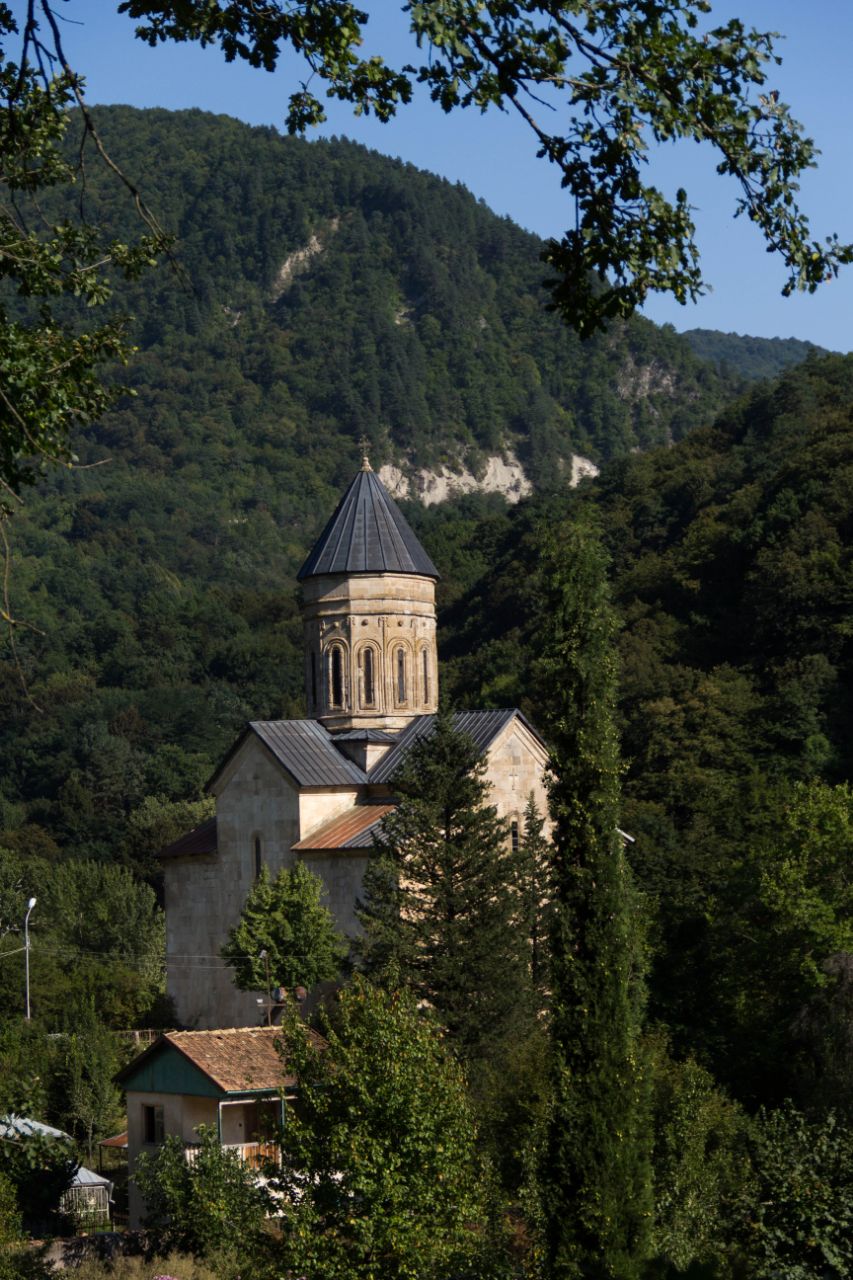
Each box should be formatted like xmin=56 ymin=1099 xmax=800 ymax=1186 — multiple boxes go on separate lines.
xmin=293 ymin=802 xmax=396 ymax=851
xmin=297 ymin=466 xmax=439 ymax=581
xmin=117 ymin=1026 xmax=326 ymax=1094
xmin=98 ymin=1132 xmax=128 ymax=1150
xmin=251 ymin=720 xmax=367 ymax=787
xmin=368 ymin=709 xmax=542 ymax=784
xmin=160 ymin=816 xmax=217 ymax=860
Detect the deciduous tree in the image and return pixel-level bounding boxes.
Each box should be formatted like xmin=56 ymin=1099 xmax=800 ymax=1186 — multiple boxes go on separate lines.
xmin=274 ymin=978 xmax=500 ymax=1280
xmin=221 ymin=861 xmax=344 ymax=994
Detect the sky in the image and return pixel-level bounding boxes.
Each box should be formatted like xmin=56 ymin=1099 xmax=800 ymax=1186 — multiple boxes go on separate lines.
xmin=22 ymin=1 xmax=853 ymax=350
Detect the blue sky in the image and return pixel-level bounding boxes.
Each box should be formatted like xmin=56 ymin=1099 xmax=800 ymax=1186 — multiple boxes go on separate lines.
xmin=24 ymin=1 xmax=853 ymax=349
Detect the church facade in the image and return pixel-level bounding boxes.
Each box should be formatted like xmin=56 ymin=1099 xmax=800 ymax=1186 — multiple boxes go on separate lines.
xmin=162 ymin=457 xmax=550 ymax=1029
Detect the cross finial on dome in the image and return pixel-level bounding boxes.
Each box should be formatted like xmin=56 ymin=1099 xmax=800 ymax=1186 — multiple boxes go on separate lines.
xmin=358 ymin=435 xmax=372 ymax=472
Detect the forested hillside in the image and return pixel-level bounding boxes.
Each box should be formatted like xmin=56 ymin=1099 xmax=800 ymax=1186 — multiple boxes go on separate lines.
xmin=683 ymin=328 xmax=829 ymax=381
xmin=438 ymin=353 xmax=853 ymax=1108
xmin=2 ymin=104 xmax=851 ymax=1272
xmin=0 ymin=105 xmax=735 ymax=867
xmin=0 ymin=109 xmax=838 ymax=1050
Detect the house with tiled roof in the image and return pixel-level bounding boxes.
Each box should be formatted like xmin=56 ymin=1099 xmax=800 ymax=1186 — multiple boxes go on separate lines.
xmin=117 ymin=1026 xmax=320 ymax=1227
xmin=163 ymin=450 xmax=551 ymax=1030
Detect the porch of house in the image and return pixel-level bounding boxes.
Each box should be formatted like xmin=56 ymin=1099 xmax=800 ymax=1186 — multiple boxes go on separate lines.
xmin=183 ymin=1138 xmax=280 ymax=1169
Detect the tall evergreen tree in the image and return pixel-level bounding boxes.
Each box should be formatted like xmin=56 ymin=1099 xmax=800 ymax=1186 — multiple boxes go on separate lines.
xmin=517 ymin=791 xmax=553 ymax=1002
xmin=536 ymin=520 xmax=652 ymax=1279
xmin=357 ymin=707 xmax=527 ymax=1063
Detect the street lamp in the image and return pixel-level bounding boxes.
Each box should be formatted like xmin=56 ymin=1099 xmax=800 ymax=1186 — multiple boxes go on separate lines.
xmin=24 ymin=896 xmax=36 ymax=1021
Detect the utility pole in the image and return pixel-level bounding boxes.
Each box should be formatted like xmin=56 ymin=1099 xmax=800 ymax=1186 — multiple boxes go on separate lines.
xmin=24 ymin=896 xmax=36 ymax=1020
xmin=259 ymin=949 xmax=272 ymax=1026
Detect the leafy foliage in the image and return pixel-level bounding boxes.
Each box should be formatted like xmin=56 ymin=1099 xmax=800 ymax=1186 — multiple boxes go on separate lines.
xmin=275 ymin=979 xmax=499 ymax=1280
xmin=441 ymin=353 xmax=853 ymax=1112
xmin=739 ymin=1104 xmax=853 ymax=1280
xmin=516 ymin=791 xmax=553 ymax=998
xmin=134 ymin=1125 xmax=274 ymax=1259
xmin=647 ymin=1037 xmax=751 ymax=1275
xmin=683 ymin=328 xmax=827 ymax=382
xmin=0 ymin=1121 xmax=77 ymax=1237
xmin=0 ymin=9 xmax=168 ymax=504
xmin=221 ymin=861 xmax=344 ymax=993
xmin=0 ymin=848 xmax=165 ymax=1028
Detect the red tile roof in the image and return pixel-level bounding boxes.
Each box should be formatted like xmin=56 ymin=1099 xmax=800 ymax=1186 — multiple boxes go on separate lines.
xmin=117 ymin=1026 xmax=325 ymax=1094
xmin=293 ymin=803 xmax=395 ymax=851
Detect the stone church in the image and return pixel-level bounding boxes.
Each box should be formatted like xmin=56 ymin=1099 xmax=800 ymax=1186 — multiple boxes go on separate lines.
xmin=162 ymin=455 xmax=550 ymax=1029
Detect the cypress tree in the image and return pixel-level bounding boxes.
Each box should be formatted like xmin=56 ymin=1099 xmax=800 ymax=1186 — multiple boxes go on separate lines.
xmin=537 ymin=519 xmax=652 ymax=1279
xmin=357 ymin=705 xmax=528 ymax=1064
xmin=517 ymin=791 xmax=554 ymax=1001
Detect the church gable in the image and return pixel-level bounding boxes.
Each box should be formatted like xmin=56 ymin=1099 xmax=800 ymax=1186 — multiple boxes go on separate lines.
xmin=482 ymin=717 xmax=551 ymax=837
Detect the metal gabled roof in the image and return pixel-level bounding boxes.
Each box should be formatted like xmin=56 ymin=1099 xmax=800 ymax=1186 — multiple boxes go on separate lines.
xmin=250 ymin=720 xmax=367 ymax=788
xmin=368 ymin=709 xmax=541 ymax=784
xmin=297 ymin=466 xmax=439 ymax=581
xmin=208 ymin=720 xmax=368 ymax=792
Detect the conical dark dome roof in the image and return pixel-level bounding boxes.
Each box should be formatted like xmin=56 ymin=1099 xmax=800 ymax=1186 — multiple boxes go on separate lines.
xmin=297 ymin=466 xmax=440 ymax=581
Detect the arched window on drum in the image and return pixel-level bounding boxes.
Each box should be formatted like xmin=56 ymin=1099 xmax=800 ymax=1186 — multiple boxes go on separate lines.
xmin=421 ymin=646 xmax=431 ymax=706
xmin=395 ymin=645 xmax=407 ymax=705
xmin=359 ymin=645 xmax=377 ymax=708
xmin=327 ymin=644 xmax=346 ymax=709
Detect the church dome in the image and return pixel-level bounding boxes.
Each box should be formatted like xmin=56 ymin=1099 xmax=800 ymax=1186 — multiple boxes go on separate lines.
xmin=297 ymin=463 xmax=439 ymax=582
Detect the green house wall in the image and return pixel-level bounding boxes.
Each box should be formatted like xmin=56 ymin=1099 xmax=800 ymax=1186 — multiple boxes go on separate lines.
xmin=120 ymin=1046 xmax=224 ymax=1098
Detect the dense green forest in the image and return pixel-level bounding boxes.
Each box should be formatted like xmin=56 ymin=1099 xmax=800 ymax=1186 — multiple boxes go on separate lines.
xmin=682 ymin=329 xmax=829 ymax=382
xmin=0 ymin=110 xmax=841 ymax=1029
xmin=2 ymin=106 xmax=851 ymax=1277
xmin=437 ymin=353 xmax=853 ymax=1111
xmin=0 ymin=105 xmax=743 ymax=875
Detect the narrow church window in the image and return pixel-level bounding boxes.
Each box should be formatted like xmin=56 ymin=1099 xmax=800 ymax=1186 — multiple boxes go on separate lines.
xmin=422 ymin=648 xmax=430 ymax=705
xmin=362 ymin=647 xmax=375 ymax=706
xmin=254 ymin=835 xmax=262 ymax=881
xmin=396 ymin=646 xmax=406 ymax=703
xmin=311 ymin=652 xmax=317 ymax=711
xmin=511 ymin=820 xmax=520 ymax=854
xmin=329 ymin=646 xmax=344 ymax=708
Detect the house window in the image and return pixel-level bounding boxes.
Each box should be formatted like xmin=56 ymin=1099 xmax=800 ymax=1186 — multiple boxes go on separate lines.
xmin=422 ymin=648 xmax=430 ymax=705
xmin=396 ymin=647 xmax=406 ymax=703
xmin=142 ymin=1104 xmax=164 ymax=1145
xmin=254 ymin=835 xmax=262 ymax=881
xmin=361 ymin=647 xmax=375 ymax=706
xmin=329 ymin=645 xmax=344 ymax=708
xmin=511 ymin=820 xmax=520 ymax=854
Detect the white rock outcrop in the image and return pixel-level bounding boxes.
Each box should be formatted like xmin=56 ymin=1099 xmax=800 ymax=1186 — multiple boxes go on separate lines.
xmin=379 ymin=450 xmax=599 ymax=506
xmin=379 ymin=453 xmax=532 ymax=506
xmin=270 ymin=218 xmax=340 ymax=300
